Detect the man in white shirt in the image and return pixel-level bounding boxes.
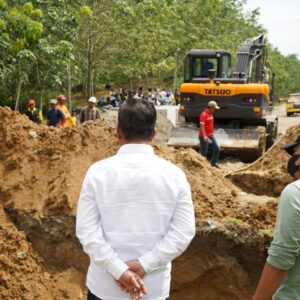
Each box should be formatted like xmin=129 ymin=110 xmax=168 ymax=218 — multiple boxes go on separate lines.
xmin=76 ymin=99 xmax=195 ymax=300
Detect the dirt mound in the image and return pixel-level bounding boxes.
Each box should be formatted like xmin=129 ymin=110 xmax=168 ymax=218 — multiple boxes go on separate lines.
xmin=228 ymin=125 xmax=300 ymax=197
xmin=0 ymin=106 xmax=277 ymax=299
xmin=0 ymin=107 xmax=118 ymax=215
xmin=0 ymin=107 xmax=276 ymax=227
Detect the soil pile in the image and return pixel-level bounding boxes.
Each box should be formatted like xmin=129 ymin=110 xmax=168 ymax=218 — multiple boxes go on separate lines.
xmin=228 ymin=124 xmax=300 ymax=197
xmin=0 ymin=107 xmax=276 ymax=228
xmin=0 ymin=106 xmax=277 ymax=299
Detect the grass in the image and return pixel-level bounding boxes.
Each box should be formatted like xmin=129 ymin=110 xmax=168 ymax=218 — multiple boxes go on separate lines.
xmin=257 ymin=228 xmax=273 ymax=238
xmin=224 ymin=216 xmax=246 ymax=226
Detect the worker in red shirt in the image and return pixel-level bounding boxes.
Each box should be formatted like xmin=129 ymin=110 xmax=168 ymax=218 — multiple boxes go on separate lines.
xmin=199 ymin=100 xmax=220 ymax=168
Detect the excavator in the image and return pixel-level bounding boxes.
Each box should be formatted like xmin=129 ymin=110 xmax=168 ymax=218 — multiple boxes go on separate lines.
xmin=168 ymin=34 xmax=278 ymax=161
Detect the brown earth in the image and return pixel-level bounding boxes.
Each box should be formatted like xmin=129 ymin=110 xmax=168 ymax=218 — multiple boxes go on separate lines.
xmin=227 ymin=124 xmax=300 ymax=197
xmin=0 ymin=107 xmax=279 ymax=299
xmin=0 ymin=203 xmax=85 ymax=300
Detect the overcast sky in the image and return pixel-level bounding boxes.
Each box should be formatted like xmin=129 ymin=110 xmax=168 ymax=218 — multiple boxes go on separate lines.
xmin=244 ymin=0 xmax=300 ymax=57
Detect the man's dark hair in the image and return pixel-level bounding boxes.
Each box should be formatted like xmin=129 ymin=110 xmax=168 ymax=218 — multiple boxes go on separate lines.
xmin=118 ymin=99 xmax=157 ymax=141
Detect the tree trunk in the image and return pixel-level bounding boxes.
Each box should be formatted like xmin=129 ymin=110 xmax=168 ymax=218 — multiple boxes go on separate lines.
xmin=130 ymin=77 xmax=133 ymax=91
xmin=15 ymin=76 xmax=22 ymax=111
xmin=90 ymin=65 xmax=94 ymax=97
xmin=35 ymin=60 xmax=43 ymax=110
xmin=87 ymin=35 xmax=94 ymax=98
xmin=173 ymin=54 xmax=179 ymax=91
xmin=67 ymin=59 xmax=72 ymax=111
xmin=39 ymin=89 xmax=43 ymax=111
xmin=158 ymin=70 xmax=162 ymax=87
xmin=146 ymin=73 xmax=149 ymax=89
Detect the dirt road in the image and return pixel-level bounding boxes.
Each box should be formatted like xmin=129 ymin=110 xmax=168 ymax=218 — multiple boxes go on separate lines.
xmin=272 ymin=103 xmax=300 ymax=134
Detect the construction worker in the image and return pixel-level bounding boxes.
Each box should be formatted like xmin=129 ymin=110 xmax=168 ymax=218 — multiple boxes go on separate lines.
xmin=25 ymin=99 xmax=43 ymax=124
xmin=198 ymin=100 xmax=220 ymax=168
xmin=79 ymin=96 xmax=101 ymax=123
xmin=56 ymin=94 xmax=71 ymax=127
xmin=47 ymin=99 xmax=66 ymax=127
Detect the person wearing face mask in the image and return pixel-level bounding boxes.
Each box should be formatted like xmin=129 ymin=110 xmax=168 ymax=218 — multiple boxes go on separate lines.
xmin=252 ymin=135 xmax=300 ymax=300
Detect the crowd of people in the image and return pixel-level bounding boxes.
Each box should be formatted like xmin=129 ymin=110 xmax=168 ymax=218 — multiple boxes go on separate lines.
xmin=24 ymin=94 xmax=101 ymax=127
xmin=23 ymin=86 xmax=180 ymax=128
xmin=100 ymin=86 xmax=180 ymax=108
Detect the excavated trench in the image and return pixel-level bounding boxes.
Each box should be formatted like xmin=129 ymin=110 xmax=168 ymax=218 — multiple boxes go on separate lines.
xmin=4 ymin=205 xmax=270 ymax=300
xmin=4 ymin=207 xmax=88 ymax=273
xmin=171 ymin=223 xmax=271 ymax=300
xmin=2 ymin=107 xmax=295 ymax=299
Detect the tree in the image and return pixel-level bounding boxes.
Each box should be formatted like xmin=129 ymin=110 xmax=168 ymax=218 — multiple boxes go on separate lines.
xmin=0 ymin=1 xmax=43 ymax=110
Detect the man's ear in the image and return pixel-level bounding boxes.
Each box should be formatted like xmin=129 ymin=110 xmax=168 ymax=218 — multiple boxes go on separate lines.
xmin=116 ymin=126 xmax=122 ymax=140
xmin=150 ymin=128 xmax=157 ymax=141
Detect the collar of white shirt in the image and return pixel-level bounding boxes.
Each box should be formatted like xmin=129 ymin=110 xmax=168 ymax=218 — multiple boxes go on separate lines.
xmin=117 ymin=143 xmax=154 ymax=155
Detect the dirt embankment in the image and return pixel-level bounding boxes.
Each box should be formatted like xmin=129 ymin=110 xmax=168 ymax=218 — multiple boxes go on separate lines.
xmin=0 ymin=107 xmax=277 ymax=300
xmin=227 ymin=125 xmax=299 ymax=197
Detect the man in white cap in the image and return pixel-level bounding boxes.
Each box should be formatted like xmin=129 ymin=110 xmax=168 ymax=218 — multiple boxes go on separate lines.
xmin=46 ymin=99 xmax=66 ymax=127
xmin=198 ymin=100 xmax=220 ymax=167
xmin=79 ymin=96 xmax=101 ymax=124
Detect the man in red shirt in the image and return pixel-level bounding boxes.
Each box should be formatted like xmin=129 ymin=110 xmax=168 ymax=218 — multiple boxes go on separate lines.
xmin=198 ymin=100 xmax=220 ymax=167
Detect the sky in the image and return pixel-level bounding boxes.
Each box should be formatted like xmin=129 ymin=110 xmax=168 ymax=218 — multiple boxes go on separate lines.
xmin=243 ymin=0 xmax=300 ymax=57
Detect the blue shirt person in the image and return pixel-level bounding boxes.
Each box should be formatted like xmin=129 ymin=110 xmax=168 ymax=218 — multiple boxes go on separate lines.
xmin=47 ymin=99 xmax=65 ymax=127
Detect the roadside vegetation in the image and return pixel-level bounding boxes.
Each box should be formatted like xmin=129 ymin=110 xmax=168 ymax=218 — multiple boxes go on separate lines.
xmin=1 ymin=0 xmax=300 ymax=110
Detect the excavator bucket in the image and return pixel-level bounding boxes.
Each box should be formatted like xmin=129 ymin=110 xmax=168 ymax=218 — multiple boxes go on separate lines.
xmin=214 ymin=128 xmax=260 ymax=150
xmin=167 ymin=126 xmax=261 ymax=150
xmin=167 ymin=126 xmax=199 ymax=148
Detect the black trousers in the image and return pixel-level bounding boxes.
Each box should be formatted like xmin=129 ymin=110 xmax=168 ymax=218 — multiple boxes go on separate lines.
xmin=88 ymin=290 xmax=169 ymax=300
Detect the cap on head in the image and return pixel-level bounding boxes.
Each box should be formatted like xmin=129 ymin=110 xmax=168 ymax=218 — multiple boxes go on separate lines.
xmin=50 ymin=99 xmax=57 ymax=105
xmin=28 ymin=99 xmax=35 ymax=106
xmin=88 ymin=96 xmax=97 ymax=103
xmin=57 ymin=94 xmax=66 ymax=101
xmin=282 ymin=135 xmax=300 ymax=156
xmin=208 ymin=100 xmax=220 ymax=109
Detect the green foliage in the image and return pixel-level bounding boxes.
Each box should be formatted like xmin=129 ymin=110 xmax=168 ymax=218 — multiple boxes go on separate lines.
xmin=0 ymin=0 xmax=300 ymax=108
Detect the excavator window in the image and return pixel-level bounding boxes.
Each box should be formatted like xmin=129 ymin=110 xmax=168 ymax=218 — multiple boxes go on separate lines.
xmin=222 ymin=55 xmax=231 ymax=78
xmin=192 ymin=57 xmax=218 ymax=77
xmin=191 ymin=56 xmax=231 ymax=79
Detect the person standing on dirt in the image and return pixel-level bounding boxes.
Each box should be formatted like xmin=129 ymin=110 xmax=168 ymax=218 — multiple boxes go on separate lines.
xmin=79 ymin=97 xmax=101 ymax=124
xmin=252 ymin=137 xmax=300 ymax=300
xmin=46 ymin=99 xmax=66 ymax=127
xmin=76 ymin=99 xmax=195 ymax=300
xmin=56 ymin=94 xmax=71 ymax=127
xmin=25 ymin=98 xmax=43 ymax=124
xmin=198 ymin=100 xmax=220 ymax=168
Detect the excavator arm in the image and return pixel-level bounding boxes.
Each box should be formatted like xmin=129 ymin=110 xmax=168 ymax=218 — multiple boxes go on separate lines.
xmin=234 ymin=34 xmax=266 ymax=83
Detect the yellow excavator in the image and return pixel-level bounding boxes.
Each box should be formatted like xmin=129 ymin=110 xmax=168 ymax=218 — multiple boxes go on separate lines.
xmin=168 ymin=34 xmax=278 ymax=161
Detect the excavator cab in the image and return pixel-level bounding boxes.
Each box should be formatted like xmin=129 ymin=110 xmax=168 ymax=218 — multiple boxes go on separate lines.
xmin=184 ymin=50 xmax=232 ymax=81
